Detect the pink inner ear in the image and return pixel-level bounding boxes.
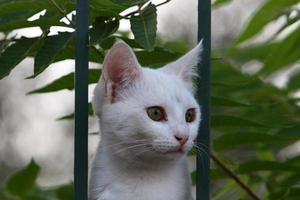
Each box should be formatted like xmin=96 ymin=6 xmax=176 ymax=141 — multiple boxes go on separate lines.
xmin=104 ymin=44 xmax=140 ymax=85
xmin=106 ymin=55 xmax=126 ymax=83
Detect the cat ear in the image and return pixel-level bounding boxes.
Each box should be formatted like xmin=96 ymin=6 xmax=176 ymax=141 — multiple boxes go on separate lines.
xmin=102 ymin=39 xmax=141 ymax=87
xmin=161 ymin=40 xmax=203 ymax=89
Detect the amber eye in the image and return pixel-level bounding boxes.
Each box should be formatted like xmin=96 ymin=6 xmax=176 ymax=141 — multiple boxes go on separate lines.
xmin=185 ymin=108 xmax=196 ymax=123
xmin=146 ymin=106 xmax=167 ymax=122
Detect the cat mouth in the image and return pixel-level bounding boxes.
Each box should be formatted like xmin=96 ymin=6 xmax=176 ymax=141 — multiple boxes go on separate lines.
xmin=162 ymin=148 xmax=184 ymax=154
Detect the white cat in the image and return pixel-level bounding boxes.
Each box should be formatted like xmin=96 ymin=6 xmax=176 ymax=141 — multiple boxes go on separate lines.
xmin=89 ymin=40 xmax=202 ymax=200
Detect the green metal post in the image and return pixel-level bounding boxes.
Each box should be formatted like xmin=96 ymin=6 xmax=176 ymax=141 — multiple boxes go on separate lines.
xmin=75 ymin=0 xmax=88 ymax=199
xmin=196 ymin=0 xmax=211 ymax=200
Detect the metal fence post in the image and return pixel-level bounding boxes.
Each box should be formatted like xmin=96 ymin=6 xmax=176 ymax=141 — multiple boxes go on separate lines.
xmin=75 ymin=0 xmax=89 ymax=200
xmin=196 ymin=0 xmax=211 ymax=200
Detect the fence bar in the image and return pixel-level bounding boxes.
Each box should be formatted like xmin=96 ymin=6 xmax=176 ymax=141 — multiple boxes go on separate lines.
xmin=196 ymin=0 xmax=211 ymax=200
xmin=75 ymin=0 xmax=89 ymax=199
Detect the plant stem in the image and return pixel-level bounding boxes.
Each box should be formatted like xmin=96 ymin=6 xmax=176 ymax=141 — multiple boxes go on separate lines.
xmin=122 ymin=0 xmax=171 ymax=19
xmin=211 ymin=153 xmax=261 ymax=200
xmin=48 ymin=0 xmax=75 ymax=27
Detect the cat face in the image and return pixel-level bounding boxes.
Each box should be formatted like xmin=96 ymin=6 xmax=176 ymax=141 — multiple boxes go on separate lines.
xmin=93 ymin=40 xmax=202 ymax=161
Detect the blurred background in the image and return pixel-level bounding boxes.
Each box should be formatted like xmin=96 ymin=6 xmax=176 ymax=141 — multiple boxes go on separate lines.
xmin=1 ymin=0 xmax=300 ymax=199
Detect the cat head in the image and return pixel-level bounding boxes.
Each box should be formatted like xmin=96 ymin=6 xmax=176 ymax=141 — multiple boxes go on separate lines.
xmin=93 ymin=40 xmax=202 ymax=161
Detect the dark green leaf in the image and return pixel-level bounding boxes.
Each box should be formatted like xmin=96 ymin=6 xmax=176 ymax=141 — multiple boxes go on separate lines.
xmin=268 ymin=187 xmax=300 ymax=200
xmin=272 ymin=12 xmax=300 ymax=40
xmin=101 ymin=36 xmax=143 ymax=49
xmin=287 ymin=71 xmax=300 ymax=92
xmin=211 ymin=115 xmax=266 ymax=128
xmin=210 ymin=168 xmax=228 ymax=180
xmin=111 ymin=0 xmax=148 ymax=5
xmin=212 ymin=0 xmax=232 ymax=8
xmin=280 ymin=173 xmax=300 ymax=188
xmin=28 ymin=69 xmax=101 ymax=94
xmin=89 ymin=0 xmax=127 ymax=17
xmin=228 ymin=42 xmax=279 ymax=64
xmin=55 ymin=184 xmax=74 ymax=200
xmin=33 ymin=32 xmax=73 ymax=77
xmin=261 ymin=28 xmax=300 ymax=74
xmin=0 ymin=1 xmax=71 ymax=31
xmin=238 ymin=160 xmax=300 ymax=173
xmin=211 ymin=96 xmax=251 ymax=107
xmin=213 ymin=132 xmax=299 ymax=151
xmin=237 ymin=0 xmax=299 ymax=43
xmin=54 ymin=45 xmax=104 ymax=64
xmin=0 ymin=1 xmax=47 ymax=17
xmin=191 ymin=171 xmax=196 ymax=185
xmin=130 ymin=3 xmax=157 ymax=49
xmin=5 ymin=159 xmax=40 ymax=197
xmin=136 ymin=47 xmax=182 ymax=66
xmin=0 ymin=37 xmax=38 ymax=79
xmin=90 ymin=17 xmax=119 ymax=45
xmin=57 ymin=103 xmax=94 ymax=120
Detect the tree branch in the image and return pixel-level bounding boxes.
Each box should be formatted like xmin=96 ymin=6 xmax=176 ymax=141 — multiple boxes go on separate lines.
xmin=121 ymin=0 xmax=171 ymax=19
xmin=211 ymin=153 xmax=261 ymax=200
xmin=48 ymin=0 xmax=75 ymax=27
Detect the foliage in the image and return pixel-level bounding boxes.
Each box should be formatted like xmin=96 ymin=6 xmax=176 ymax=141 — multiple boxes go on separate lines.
xmin=1 ymin=0 xmax=300 ymax=199
xmin=1 ymin=160 xmax=74 ymax=200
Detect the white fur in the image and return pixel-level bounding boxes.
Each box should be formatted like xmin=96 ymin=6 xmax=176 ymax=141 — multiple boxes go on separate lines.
xmin=90 ymin=40 xmax=202 ymax=200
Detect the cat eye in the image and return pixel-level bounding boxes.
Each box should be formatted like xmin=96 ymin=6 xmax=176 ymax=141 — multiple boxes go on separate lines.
xmin=146 ymin=106 xmax=167 ymax=122
xmin=185 ymin=108 xmax=196 ymax=123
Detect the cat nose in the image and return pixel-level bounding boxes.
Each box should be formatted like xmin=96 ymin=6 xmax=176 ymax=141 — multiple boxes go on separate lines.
xmin=174 ymin=134 xmax=189 ymax=146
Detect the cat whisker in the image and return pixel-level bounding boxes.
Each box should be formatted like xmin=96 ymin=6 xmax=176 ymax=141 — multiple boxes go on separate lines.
xmin=193 ymin=141 xmax=209 ymax=150
xmin=102 ymin=139 xmax=150 ymax=149
xmin=193 ymin=144 xmax=209 ymax=157
xmin=192 ymin=144 xmax=210 ymax=173
xmin=113 ymin=143 xmax=151 ymax=155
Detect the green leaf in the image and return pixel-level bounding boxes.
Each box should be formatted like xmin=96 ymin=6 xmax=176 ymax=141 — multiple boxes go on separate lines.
xmin=89 ymin=0 xmax=127 ymax=17
xmin=268 ymin=187 xmax=300 ymax=200
xmin=0 ymin=1 xmax=47 ymax=17
xmin=5 ymin=159 xmax=40 ymax=197
xmin=280 ymin=173 xmax=300 ymax=188
xmin=0 ymin=1 xmax=71 ymax=31
xmin=261 ymin=28 xmax=300 ymax=74
xmin=57 ymin=103 xmax=94 ymax=120
xmin=0 ymin=37 xmax=38 ymax=79
xmin=53 ymin=44 xmax=104 ymax=64
xmin=211 ymin=96 xmax=251 ymax=107
xmin=212 ymin=0 xmax=232 ymax=8
xmin=211 ymin=115 xmax=266 ymax=128
xmin=33 ymin=32 xmax=73 ymax=77
xmin=136 ymin=47 xmax=182 ymax=66
xmin=228 ymin=42 xmax=279 ymax=64
xmin=55 ymin=184 xmax=74 ymax=200
xmin=191 ymin=171 xmax=196 ymax=185
xmin=111 ymin=0 xmax=147 ymax=4
xmin=130 ymin=3 xmax=157 ymax=49
xmin=28 ymin=69 xmax=101 ymax=94
xmin=210 ymin=168 xmax=228 ymax=180
xmin=101 ymin=36 xmax=143 ymax=49
xmin=111 ymin=0 xmax=148 ymax=7
xmin=271 ymin=12 xmax=300 ymax=40
xmin=288 ymin=72 xmax=300 ymax=91
xmin=213 ymin=132 xmax=299 ymax=151
xmin=237 ymin=0 xmax=299 ymax=43
xmin=238 ymin=160 xmax=300 ymax=173
xmin=90 ymin=17 xmax=119 ymax=45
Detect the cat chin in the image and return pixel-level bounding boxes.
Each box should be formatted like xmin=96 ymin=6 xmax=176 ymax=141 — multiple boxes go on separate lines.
xmin=148 ymin=148 xmax=190 ymax=161
xmin=118 ymin=148 xmax=187 ymax=164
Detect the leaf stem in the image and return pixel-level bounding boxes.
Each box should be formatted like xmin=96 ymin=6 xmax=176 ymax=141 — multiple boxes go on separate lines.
xmin=122 ymin=0 xmax=171 ymax=19
xmin=211 ymin=153 xmax=261 ymax=200
xmin=48 ymin=0 xmax=75 ymax=27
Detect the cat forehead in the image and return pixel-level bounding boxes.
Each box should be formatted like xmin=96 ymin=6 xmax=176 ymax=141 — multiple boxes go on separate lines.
xmin=135 ymin=68 xmax=196 ymax=104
